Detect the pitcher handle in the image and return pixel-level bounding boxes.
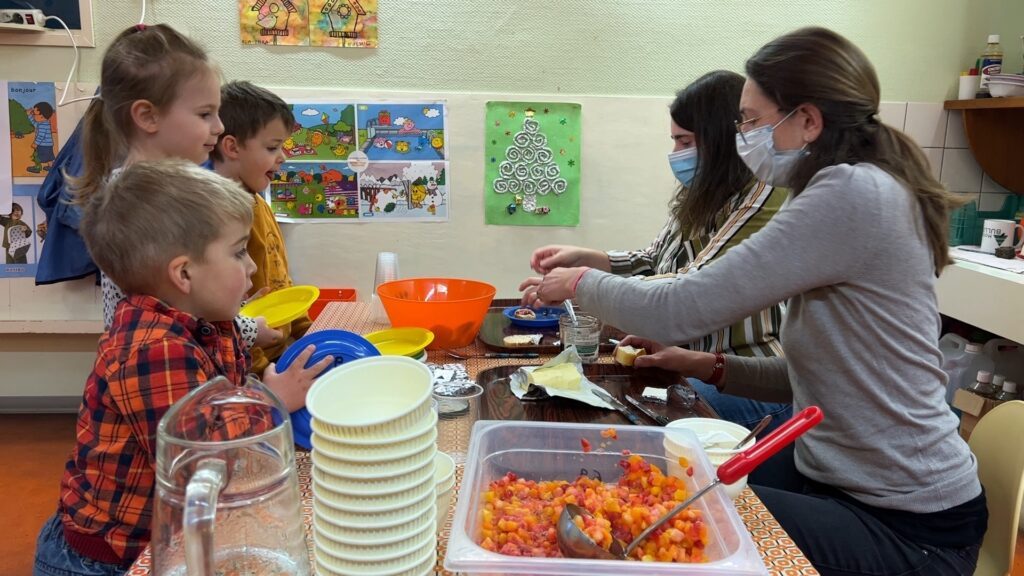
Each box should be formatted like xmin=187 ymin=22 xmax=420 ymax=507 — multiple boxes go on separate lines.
xmin=184 ymin=458 xmax=228 ymax=576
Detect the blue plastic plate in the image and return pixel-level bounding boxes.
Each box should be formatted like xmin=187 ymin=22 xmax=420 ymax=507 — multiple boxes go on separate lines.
xmin=502 ymin=306 xmax=565 ymax=329
xmin=276 ymin=329 xmax=380 ymax=449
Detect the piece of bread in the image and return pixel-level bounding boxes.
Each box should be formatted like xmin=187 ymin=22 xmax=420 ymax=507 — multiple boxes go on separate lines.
xmin=503 ymin=334 xmax=536 ymax=347
xmin=614 ymin=344 xmax=646 ymax=366
xmin=513 ymin=308 xmax=537 ymax=320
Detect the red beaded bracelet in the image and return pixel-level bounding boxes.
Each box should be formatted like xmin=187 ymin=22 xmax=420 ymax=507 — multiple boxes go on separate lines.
xmin=708 ymin=352 xmax=726 ymax=386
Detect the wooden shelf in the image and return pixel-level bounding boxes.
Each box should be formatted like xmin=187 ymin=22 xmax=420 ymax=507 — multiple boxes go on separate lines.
xmin=943 ymin=97 xmax=1024 ymax=194
xmin=944 ymin=97 xmax=1024 ymax=110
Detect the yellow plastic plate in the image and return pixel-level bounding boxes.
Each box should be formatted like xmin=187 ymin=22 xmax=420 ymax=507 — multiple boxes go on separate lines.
xmin=239 ymin=285 xmax=320 ymax=328
xmin=364 ymin=327 xmax=435 ymax=357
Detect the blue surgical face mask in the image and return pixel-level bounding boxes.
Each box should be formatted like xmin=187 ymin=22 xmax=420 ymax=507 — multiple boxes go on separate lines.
xmin=735 ymin=108 xmax=807 ymax=187
xmin=668 ymin=147 xmax=698 ymax=187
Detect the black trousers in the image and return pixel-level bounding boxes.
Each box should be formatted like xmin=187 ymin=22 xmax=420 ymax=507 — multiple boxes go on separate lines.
xmin=750 ymin=445 xmax=983 ymax=576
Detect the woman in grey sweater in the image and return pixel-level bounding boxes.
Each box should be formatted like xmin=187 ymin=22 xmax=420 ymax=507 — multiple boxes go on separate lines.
xmin=533 ymin=27 xmax=986 ymax=576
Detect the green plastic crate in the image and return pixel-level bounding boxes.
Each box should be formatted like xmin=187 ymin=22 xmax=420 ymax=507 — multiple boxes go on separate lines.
xmin=948 ymin=194 xmax=1020 ymax=247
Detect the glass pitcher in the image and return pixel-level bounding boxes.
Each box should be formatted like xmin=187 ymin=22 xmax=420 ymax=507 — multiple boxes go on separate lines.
xmin=152 ymin=375 xmax=310 ymax=576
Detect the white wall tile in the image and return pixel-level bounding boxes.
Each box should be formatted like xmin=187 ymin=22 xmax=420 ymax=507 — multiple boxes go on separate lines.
xmin=878 ymin=101 xmax=907 ymax=131
xmin=944 ymin=110 xmax=969 ymax=149
xmin=939 ymin=148 xmax=984 ymax=193
xmin=904 ymin=102 xmax=948 ymax=148
xmin=981 ymin=174 xmax=1012 ymax=194
xmin=953 ymin=191 xmax=981 ymax=206
xmin=978 ymin=192 xmax=1013 ymax=212
xmin=922 ymin=148 xmax=943 ymax=180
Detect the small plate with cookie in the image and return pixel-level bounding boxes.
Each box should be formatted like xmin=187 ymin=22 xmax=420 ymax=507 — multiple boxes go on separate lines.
xmin=502 ymin=306 xmax=565 ymax=328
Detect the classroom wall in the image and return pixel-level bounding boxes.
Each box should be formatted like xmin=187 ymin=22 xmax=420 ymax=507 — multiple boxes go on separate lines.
xmin=1 ymin=1 xmax=1022 ymax=101
xmin=0 ymin=0 xmax=1021 ymax=406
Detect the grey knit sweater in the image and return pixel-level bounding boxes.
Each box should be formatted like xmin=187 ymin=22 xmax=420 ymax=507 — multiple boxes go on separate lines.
xmin=576 ymin=163 xmax=981 ymax=513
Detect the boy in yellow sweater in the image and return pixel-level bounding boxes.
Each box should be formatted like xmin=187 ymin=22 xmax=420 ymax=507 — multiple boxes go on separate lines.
xmin=211 ymin=81 xmax=311 ymax=374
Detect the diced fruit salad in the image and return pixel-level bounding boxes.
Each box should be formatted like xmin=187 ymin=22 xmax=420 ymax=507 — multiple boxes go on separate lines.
xmin=476 ymin=454 xmax=709 ymax=562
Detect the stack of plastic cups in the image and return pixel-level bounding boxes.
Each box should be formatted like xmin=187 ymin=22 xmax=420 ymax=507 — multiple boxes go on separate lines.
xmin=306 ymin=356 xmax=438 ymax=576
xmin=372 ymin=252 xmax=400 ymax=324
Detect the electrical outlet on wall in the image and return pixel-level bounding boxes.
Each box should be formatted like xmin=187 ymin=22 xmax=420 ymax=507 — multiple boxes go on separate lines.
xmin=0 ymin=9 xmax=47 ymax=32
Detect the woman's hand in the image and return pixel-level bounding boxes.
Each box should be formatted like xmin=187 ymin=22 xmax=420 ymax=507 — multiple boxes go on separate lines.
xmin=518 ymin=276 xmax=545 ymax=307
xmin=262 ymin=344 xmax=335 ymax=412
xmin=531 ymin=267 xmax=590 ymax=306
xmin=621 ymin=335 xmax=716 ymax=379
xmin=530 ymin=245 xmax=609 ymax=275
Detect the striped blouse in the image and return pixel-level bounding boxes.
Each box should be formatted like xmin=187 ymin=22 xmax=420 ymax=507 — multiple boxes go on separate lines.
xmin=606 ymin=180 xmax=787 ymax=358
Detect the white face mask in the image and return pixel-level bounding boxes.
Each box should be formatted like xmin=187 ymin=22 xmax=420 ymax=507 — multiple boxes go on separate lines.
xmin=735 ymin=108 xmax=807 ymax=187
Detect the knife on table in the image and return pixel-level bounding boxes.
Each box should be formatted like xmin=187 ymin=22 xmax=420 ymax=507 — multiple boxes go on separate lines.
xmin=625 ymin=394 xmax=670 ymax=426
xmin=484 ymin=352 xmax=539 ymax=359
xmin=591 ymin=388 xmax=643 ymax=425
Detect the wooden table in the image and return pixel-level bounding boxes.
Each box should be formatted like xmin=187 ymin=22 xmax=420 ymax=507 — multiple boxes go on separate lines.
xmin=127 ymin=301 xmax=818 ymax=575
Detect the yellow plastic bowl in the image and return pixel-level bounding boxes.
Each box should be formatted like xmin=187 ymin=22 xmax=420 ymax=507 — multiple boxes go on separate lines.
xmin=363 ymin=327 xmax=435 ymax=357
xmin=239 ymin=285 xmax=319 ymax=328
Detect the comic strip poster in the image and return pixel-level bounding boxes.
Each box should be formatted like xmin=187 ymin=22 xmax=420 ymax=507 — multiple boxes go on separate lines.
xmin=270 ymin=100 xmax=448 ymax=223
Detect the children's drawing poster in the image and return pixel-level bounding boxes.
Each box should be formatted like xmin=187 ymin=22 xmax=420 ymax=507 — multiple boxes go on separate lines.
xmin=239 ymin=0 xmax=311 ymax=46
xmin=484 ymin=102 xmax=580 ymax=227
xmin=271 ymin=101 xmax=448 ymax=222
xmin=309 ymin=0 xmax=378 ymax=48
xmin=8 ymin=82 xmax=58 ymax=180
xmin=0 ymin=186 xmax=43 ymax=278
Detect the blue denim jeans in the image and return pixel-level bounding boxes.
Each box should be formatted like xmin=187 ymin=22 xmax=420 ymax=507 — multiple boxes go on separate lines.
xmin=33 ymin=514 xmax=126 ymax=576
xmin=688 ymin=378 xmax=792 ymax=436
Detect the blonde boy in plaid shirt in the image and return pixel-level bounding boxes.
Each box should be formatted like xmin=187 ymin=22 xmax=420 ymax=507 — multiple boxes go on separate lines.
xmin=33 ymin=161 xmax=330 ymax=575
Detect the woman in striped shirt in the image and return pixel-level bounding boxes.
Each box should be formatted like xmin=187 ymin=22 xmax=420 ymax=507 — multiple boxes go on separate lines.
xmin=520 ymin=70 xmax=791 ymax=435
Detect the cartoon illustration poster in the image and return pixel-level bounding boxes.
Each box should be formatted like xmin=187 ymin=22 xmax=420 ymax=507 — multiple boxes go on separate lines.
xmin=484 ymin=101 xmax=581 ymax=227
xmin=357 ymin=103 xmax=445 ymax=161
xmin=272 ymin=100 xmax=449 ymax=223
xmin=287 ymin=102 xmax=357 ymax=160
xmin=358 ymin=162 xmax=448 ymax=221
xmin=1 ymin=187 xmax=44 ymax=278
xmin=8 ymin=82 xmax=59 ymax=180
xmin=239 ymin=0 xmax=311 ymax=46
xmin=309 ymin=0 xmax=378 ymax=48
xmin=269 ymin=162 xmax=359 ymax=219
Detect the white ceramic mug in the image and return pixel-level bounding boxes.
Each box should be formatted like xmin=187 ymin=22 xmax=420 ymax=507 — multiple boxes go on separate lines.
xmin=980 ymin=219 xmax=1024 ymax=253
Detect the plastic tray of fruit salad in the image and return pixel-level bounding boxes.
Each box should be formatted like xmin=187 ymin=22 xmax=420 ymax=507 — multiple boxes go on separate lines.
xmin=445 ymin=421 xmax=768 ymax=575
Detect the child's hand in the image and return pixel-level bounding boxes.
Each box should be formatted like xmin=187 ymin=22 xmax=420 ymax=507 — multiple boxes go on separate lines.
xmin=262 ymin=344 xmax=334 ymax=412
xmin=254 ymin=316 xmax=283 ymax=348
xmin=244 ymin=287 xmax=271 ymax=306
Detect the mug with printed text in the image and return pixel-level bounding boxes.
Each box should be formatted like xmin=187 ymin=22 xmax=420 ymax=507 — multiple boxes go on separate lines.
xmin=980 ymin=218 xmax=1024 ymax=253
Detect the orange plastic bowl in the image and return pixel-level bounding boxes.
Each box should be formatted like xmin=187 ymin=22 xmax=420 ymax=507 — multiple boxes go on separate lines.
xmin=376 ymin=278 xmax=496 ymax=350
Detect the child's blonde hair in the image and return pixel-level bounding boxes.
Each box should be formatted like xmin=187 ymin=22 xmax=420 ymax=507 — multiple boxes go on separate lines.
xmin=71 ymin=24 xmax=214 ymax=202
xmin=81 ymin=160 xmax=253 ymax=294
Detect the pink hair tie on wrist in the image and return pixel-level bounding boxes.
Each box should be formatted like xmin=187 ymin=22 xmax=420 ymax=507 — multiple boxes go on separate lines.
xmin=570 ymin=267 xmax=590 ymax=297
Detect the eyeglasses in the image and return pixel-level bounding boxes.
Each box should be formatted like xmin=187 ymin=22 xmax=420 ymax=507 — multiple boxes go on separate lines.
xmin=734 ymin=108 xmax=789 ymax=144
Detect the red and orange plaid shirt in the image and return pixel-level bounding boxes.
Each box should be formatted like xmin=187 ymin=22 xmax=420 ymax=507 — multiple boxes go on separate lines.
xmin=58 ymin=294 xmax=250 ymax=564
